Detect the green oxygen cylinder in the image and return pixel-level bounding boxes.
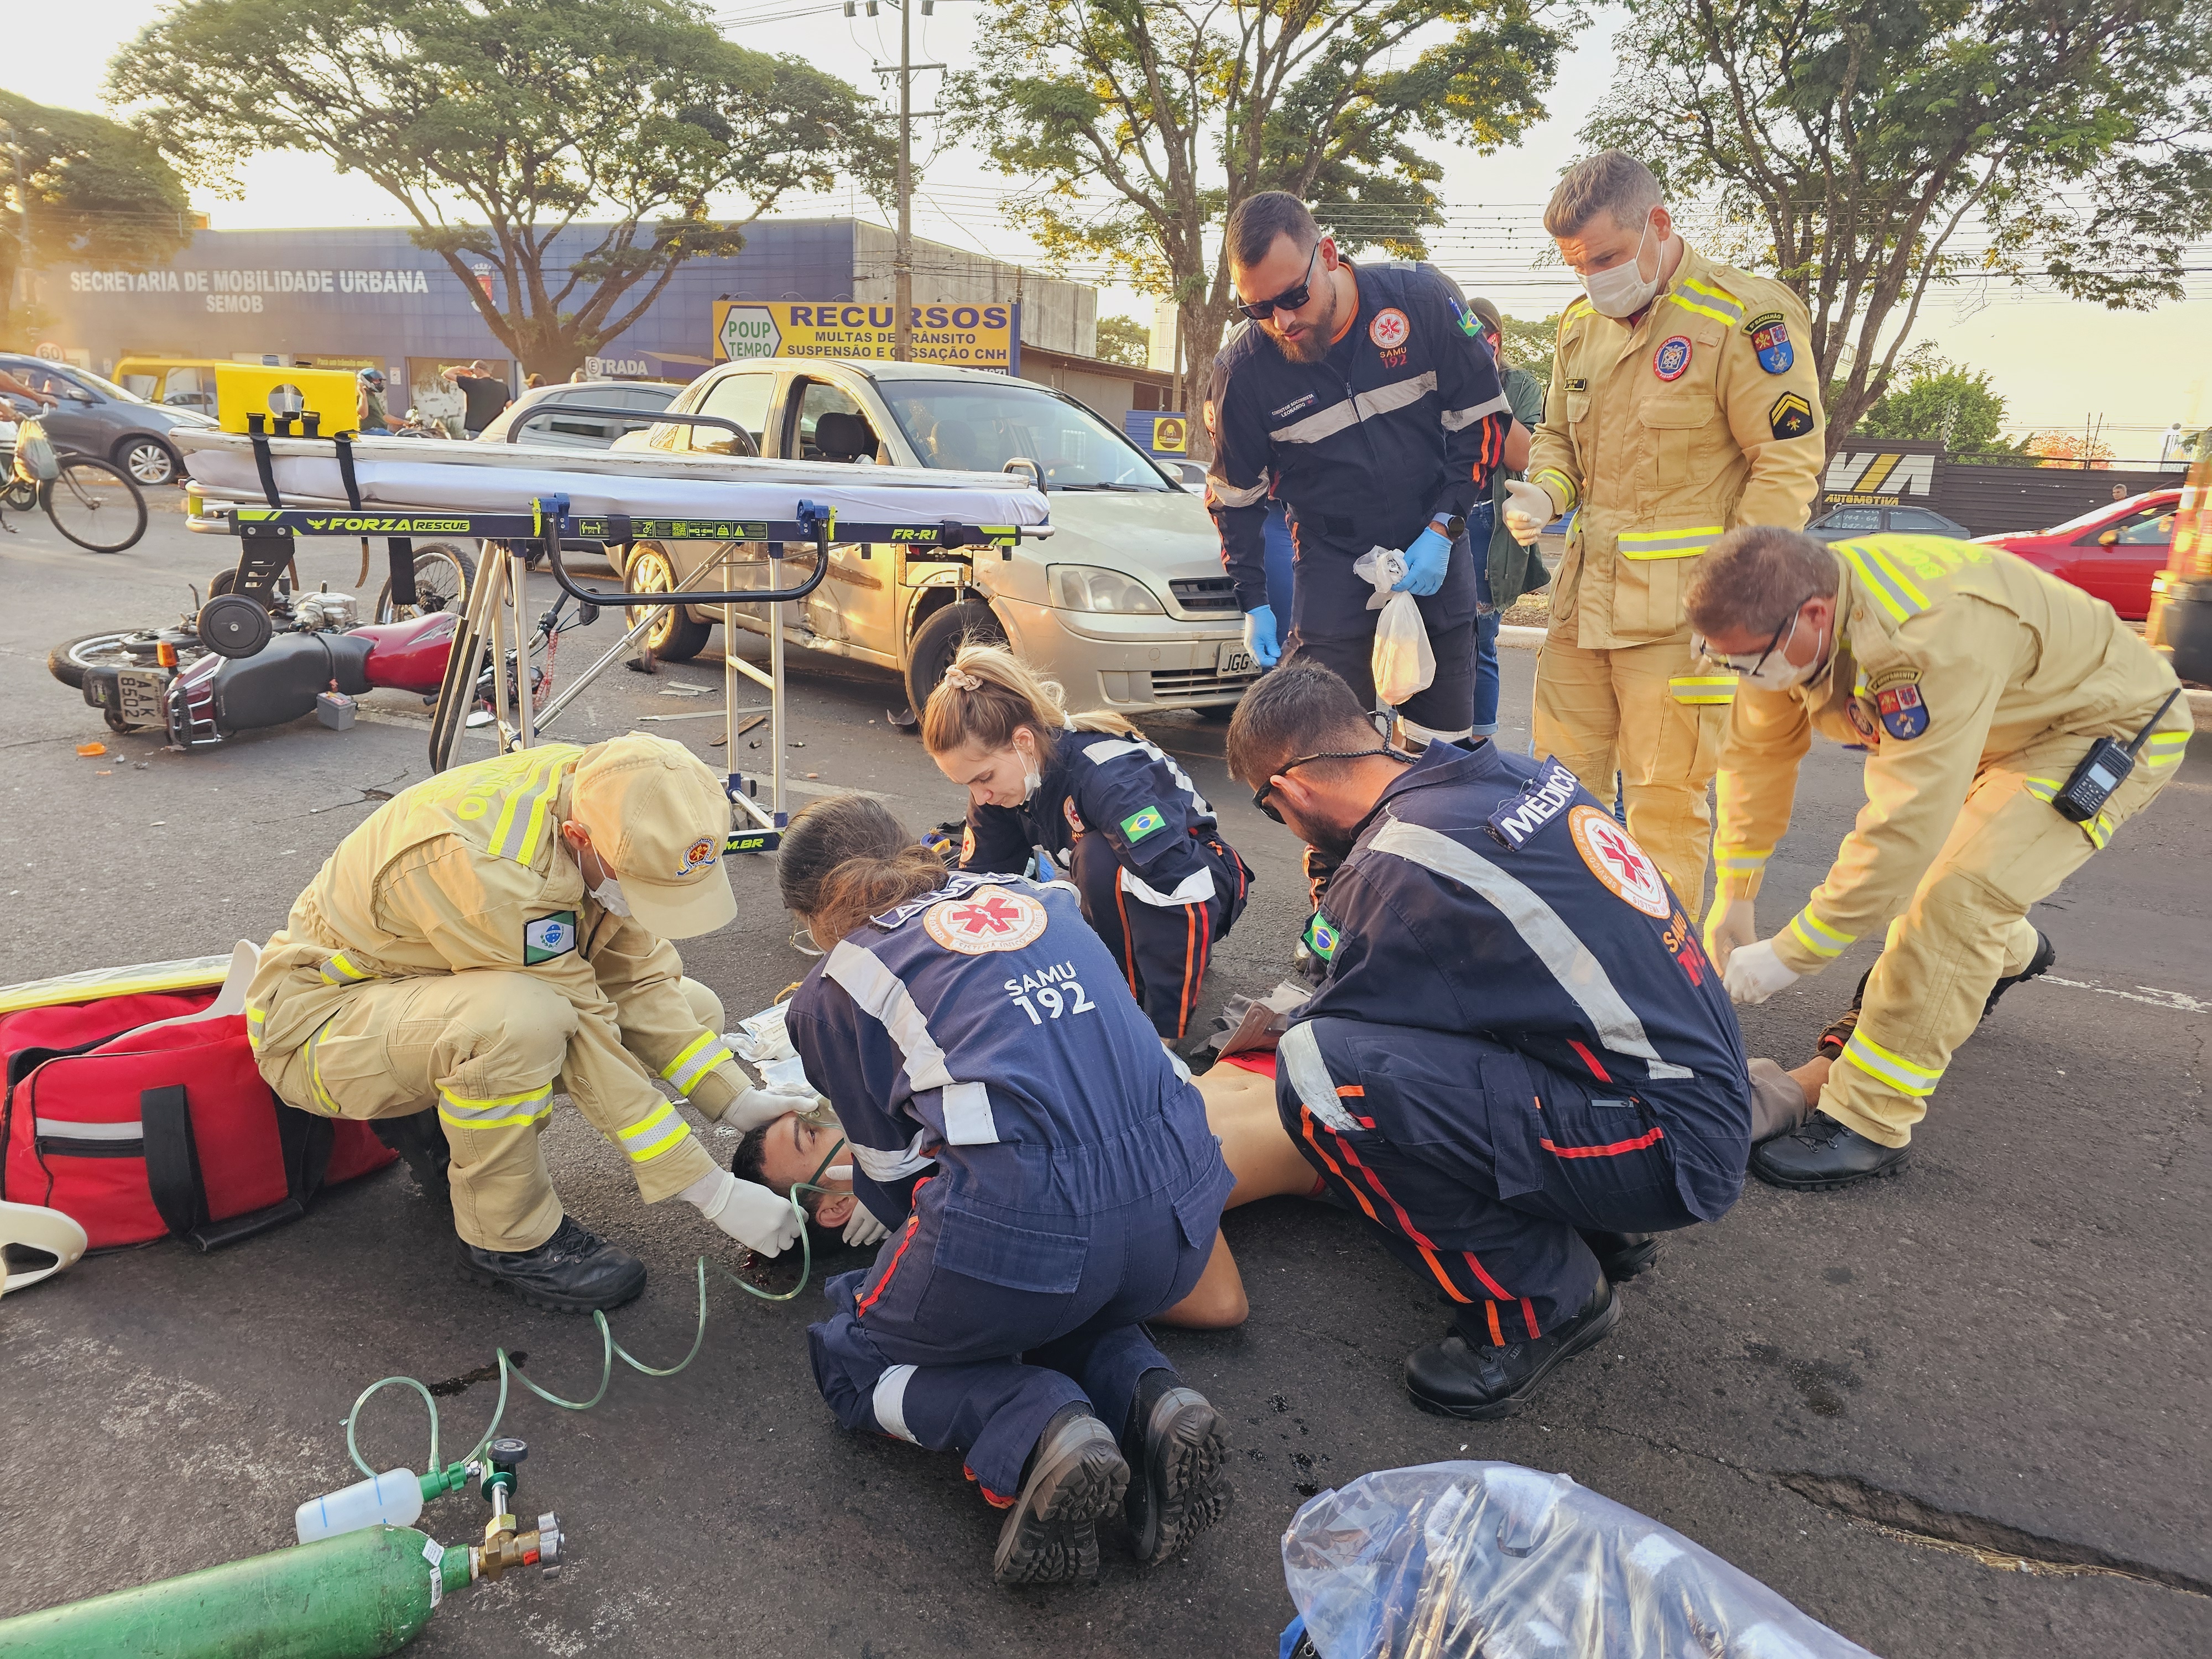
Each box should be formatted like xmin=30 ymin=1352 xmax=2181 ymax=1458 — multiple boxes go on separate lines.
xmin=0 ymin=1523 xmax=476 ymax=1659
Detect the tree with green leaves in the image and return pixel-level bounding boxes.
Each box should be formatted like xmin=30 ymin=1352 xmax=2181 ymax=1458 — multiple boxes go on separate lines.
xmin=1584 ymin=0 xmax=2212 ymax=451
xmin=1855 ymin=346 xmax=2028 ymax=459
xmin=1093 ymin=314 xmax=1151 ymax=368
xmin=947 ymin=0 xmax=1572 ymax=425
xmin=107 ymin=0 xmax=891 ymax=380
xmin=1492 ymin=308 xmax=1556 ymax=393
xmin=0 ymin=91 xmax=194 ymax=349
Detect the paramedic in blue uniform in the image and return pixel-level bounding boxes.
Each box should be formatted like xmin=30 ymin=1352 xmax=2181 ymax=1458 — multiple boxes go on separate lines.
xmin=1225 ymin=664 xmax=1777 ymax=1418
xmin=774 ymin=794 xmax=1238 ymax=1587
xmin=1207 ymin=191 xmax=1514 ymax=745
xmin=923 ymin=643 xmax=1252 ymax=1042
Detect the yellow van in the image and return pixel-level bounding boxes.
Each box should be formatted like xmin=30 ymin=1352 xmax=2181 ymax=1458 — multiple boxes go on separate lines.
xmin=114 ymin=356 xmax=381 ymax=420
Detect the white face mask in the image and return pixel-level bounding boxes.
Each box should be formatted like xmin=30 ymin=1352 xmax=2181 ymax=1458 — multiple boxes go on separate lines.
xmin=588 ymin=873 xmax=633 ymax=917
xmin=1734 ymin=612 xmax=1828 ymax=691
xmin=1580 ymin=212 xmax=1662 ymax=319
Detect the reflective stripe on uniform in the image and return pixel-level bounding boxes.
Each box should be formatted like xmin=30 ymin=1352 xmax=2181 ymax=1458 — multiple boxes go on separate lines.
xmin=1669 ymin=674 xmax=1738 ymax=705
xmin=1667 ymin=279 xmax=1744 ymax=329
xmin=873 ymin=1364 xmax=921 ymax=1443
xmin=245 ymin=1004 xmax=266 ymax=1051
xmin=2022 ymin=776 xmax=2116 ymax=848
xmin=1440 ymin=392 xmax=1514 ymax=432
xmin=319 ymin=951 xmax=375 ymax=986
xmin=1367 ymin=817 xmax=1694 ymax=1081
xmin=614 ymin=1099 xmax=693 ymax=1164
xmin=2143 ymin=730 xmax=2190 ymax=769
xmin=826 ymin=940 xmax=1001 ymax=1146
xmin=1839 ymin=1031 xmax=1943 ymax=1098
xmin=1528 ymin=467 xmax=1578 ymax=515
xmin=659 ymin=1030 xmax=733 ymax=1095
xmin=1838 ymin=541 xmax=1930 ymax=621
xmin=486 ymin=748 xmax=571 ymax=864
xmin=1786 ymin=907 xmax=1855 ymax=959
xmin=1618 ymin=526 xmax=1721 ymax=561
xmin=1118 ymin=863 xmax=1217 ymax=907
xmin=852 ymin=1129 xmax=935 ymax=1183
xmin=1713 ymin=846 xmax=1771 ymax=878
xmin=1208 ymin=474 xmax=1270 ymax=509
xmin=1277 ymin=1022 xmax=1361 ymax=1133
xmin=1559 ymin=300 xmax=1594 ymax=330
xmin=1270 ymin=371 xmax=1442 ymax=445
xmin=437 ymin=1081 xmax=555 ymax=1131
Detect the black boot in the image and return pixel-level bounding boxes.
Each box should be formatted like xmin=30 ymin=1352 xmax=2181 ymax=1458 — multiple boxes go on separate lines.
xmin=457 ymin=1215 xmax=647 ymax=1313
xmin=1751 ymin=1113 xmax=1910 ymax=1191
xmin=993 ymin=1406 xmax=1129 ymax=1588
xmin=372 ymin=1108 xmax=451 ymax=1206
xmin=1579 ymin=1230 xmax=1658 ymax=1284
xmin=1404 ymin=1277 xmax=1621 ymax=1420
xmin=1121 ymin=1369 xmax=1232 ymax=1566
xmin=1983 ymin=929 xmax=2056 ymax=1020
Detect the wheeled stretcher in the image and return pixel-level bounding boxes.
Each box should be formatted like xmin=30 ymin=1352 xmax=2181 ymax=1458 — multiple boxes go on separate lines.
xmin=174 ymin=420 xmax=1051 ymax=851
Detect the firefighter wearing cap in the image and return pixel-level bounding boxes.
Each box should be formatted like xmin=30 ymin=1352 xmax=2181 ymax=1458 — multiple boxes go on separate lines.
xmin=1689 ymin=528 xmax=2190 ymax=1190
xmin=1509 ymin=152 xmax=1825 ymax=918
xmin=244 ymin=733 xmax=804 ymax=1311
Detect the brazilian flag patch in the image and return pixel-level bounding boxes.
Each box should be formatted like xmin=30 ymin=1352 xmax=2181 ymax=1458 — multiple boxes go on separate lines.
xmin=1303 ymin=911 xmax=1342 ymax=963
xmin=524 ymin=911 xmax=577 ymax=964
xmin=1120 ymin=805 xmax=1168 ymax=843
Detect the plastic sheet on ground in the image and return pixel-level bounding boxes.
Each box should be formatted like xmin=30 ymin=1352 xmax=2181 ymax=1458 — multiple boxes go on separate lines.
xmin=1282 ymin=1461 xmax=1875 ymax=1659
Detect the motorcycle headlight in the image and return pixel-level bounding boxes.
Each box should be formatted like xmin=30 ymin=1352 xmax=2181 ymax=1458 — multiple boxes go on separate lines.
xmin=1048 ymin=564 xmax=1165 ymax=615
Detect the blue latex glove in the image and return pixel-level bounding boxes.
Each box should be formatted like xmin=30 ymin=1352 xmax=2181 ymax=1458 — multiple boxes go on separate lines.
xmin=1243 ymin=604 xmax=1281 ymax=668
xmin=1391 ymin=524 xmax=1454 ymax=596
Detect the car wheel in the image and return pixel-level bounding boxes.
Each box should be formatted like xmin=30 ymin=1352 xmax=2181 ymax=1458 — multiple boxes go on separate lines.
xmin=624 ymin=542 xmax=713 ymax=660
xmin=116 ymin=436 xmax=180 ymax=487
xmin=904 ymin=599 xmax=1004 ymax=714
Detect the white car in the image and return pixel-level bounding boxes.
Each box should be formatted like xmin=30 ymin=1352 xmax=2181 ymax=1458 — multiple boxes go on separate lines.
xmin=609 ymin=359 xmax=1258 ymax=715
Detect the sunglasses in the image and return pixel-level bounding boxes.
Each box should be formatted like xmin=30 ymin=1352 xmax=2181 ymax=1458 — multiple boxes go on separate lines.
xmin=1235 ymin=242 xmax=1323 ymax=321
xmin=1252 ymin=748 xmax=1398 ymax=822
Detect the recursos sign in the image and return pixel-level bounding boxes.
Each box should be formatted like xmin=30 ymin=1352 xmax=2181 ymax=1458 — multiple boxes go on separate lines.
xmin=67 ymin=266 xmax=436 ymax=315
xmin=712 ymin=300 xmax=1016 ymax=371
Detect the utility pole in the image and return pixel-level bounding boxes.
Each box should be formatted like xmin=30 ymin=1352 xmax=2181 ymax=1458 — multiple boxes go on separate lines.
xmin=894 ymin=0 xmax=912 ymax=363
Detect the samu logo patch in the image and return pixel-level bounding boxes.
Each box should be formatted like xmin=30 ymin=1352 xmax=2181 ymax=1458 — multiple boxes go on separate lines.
xmin=524 ymin=911 xmax=577 ymax=964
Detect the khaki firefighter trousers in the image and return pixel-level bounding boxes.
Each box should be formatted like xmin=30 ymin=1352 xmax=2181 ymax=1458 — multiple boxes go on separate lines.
xmin=265 ymin=972 xmax=724 ymax=1251
xmin=1822 ymin=733 xmax=2177 ymax=1146
xmin=1533 ymin=628 xmax=1726 ymax=917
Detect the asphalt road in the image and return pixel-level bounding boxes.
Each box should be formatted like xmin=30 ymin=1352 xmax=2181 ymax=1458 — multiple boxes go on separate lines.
xmin=2 ymin=502 xmax=2207 ymax=1657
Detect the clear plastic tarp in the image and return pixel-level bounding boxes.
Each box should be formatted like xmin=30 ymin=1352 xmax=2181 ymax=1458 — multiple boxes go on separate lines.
xmin=1282 ymin=1462 xmax=1876 ymax=1659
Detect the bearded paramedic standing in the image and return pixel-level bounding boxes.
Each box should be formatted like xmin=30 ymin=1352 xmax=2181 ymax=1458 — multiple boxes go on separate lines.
xmin=1503 ymin=150 xmax=1826 ymax=916
xmin=244 ymin=734 xmax=803 ymax=1312
xmin=1208 ymin=191 xmax=1514 ymax=744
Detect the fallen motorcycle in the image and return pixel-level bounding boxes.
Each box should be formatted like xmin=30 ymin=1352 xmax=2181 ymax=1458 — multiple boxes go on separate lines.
xmin=54 ymin=586 xmax=590 ymax=750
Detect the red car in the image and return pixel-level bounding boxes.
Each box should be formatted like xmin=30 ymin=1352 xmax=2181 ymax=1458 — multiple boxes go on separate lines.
xmin=1975 ymin=490 xmax=2179 ymax=620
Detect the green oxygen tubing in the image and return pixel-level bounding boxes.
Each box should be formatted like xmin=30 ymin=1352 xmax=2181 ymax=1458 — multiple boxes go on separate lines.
xmin=342 ymin=1163 xmax=844 ymax=1485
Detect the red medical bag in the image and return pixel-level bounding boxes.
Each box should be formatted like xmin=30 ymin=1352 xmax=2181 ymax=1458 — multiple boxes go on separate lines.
xmin=1 ymin=984 xmax=394 ymax=1251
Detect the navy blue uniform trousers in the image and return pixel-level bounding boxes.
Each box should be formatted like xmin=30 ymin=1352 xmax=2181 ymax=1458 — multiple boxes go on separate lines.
xmin=1284 ymin=524 xmax=1478 ymax=737
xmin=1068 ymin=832 xmax=1249 ymax=1042
xmin=808 ymin=1121 xmax=1229 ymax=1500
xmin=1278 ymin=1018 xmax=1705 ymax=1345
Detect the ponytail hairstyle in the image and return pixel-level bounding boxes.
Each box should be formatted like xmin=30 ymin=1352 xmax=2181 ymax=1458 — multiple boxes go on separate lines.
xmin=920 ymin=640 xmax=1135 ymax=761
xmin=778 ymin=794 xmax=948 ymax=947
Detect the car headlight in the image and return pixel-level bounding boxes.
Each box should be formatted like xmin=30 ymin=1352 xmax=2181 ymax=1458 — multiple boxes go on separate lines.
xmin=1048 ymin=564 xmax=1165 ymax=615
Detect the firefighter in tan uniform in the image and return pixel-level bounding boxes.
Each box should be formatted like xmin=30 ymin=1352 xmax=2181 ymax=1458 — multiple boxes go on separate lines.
xmin=1503 ymin=150 xmax=1825 ymax=917
xmin=1688 ymin=528 xmax=2190 ymax=1190
xmin=246 ymin=734 xmax=804 ymax=1310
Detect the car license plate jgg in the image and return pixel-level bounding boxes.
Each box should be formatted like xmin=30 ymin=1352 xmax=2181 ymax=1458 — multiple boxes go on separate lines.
xmin=116 ymin=667 xmax=170 ymax=727
xmin=1217 ymin=642 xmax=1259 ymax=677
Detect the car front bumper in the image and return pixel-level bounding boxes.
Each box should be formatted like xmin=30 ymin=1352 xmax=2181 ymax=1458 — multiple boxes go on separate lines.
xmin=991 ymin=597 xmax=1258 ymax=709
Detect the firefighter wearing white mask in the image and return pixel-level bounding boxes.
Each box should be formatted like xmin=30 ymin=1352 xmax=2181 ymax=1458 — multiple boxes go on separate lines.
xmin=1507 ymin=149 xmax=1827 ymax=920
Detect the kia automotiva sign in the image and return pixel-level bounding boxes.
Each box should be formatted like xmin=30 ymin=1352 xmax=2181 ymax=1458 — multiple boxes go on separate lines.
xmin=67 ymin=266 xmax=436 ymax=315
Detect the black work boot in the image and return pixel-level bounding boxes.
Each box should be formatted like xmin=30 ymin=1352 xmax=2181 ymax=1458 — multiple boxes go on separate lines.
xmin=1121 ymin=1368 xmax=1233 ymax=1566
xmin=1983 ymin=929 xmax=2056 ymax=1021
xmin=372 ymin=1108 xmax=451 ymax=1206
xmin=457 ymin=1215 xmax=647 ymax=1313
xmin=1579 ymin=1230 xmax=1658 ymax=1284
xmin=1404 ymin=1277 xmax=1621 ymax=1420
xmin=993 ymin=1405 xmax=1130 ymax=1588
xmin=1751 ymin=1113 xmax=1910 ymax=1192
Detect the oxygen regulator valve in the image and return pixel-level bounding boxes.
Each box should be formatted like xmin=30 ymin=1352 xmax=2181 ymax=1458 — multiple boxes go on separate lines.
xmin=473 ymin=1437 xmax=563 ymax=1583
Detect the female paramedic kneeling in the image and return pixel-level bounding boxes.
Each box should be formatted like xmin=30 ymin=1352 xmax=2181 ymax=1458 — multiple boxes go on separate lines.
xmin=773 ymin=795 xmax=1238 ymax=1587
xmin=923 ymin=644 xmax=1254 ymax=1042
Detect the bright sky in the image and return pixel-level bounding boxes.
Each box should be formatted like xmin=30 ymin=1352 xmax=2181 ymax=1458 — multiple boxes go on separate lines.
xmin=18 ymin=1 xmax=2204 ymax=452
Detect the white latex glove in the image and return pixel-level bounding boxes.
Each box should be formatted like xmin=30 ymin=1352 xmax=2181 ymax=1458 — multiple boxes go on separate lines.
xmin=1703 ymin=896 xmax=1756 ymax=972
xmin=1501 ymin=479 xmax=1552 ymax=546
xmin=685 ymin=1167 xmax=802 ymax=1257
xmin=842 ymin=1204 xmax=891 ymax=1248
xmin=1723 ymin=938 xmax=1801 ymax=1007
xmin=717 ymin=1083 xmax=819 ymax=1135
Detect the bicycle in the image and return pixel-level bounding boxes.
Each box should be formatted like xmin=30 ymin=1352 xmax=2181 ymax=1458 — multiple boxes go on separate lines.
xmin=0 ymin=414 xmax=150 ymax=554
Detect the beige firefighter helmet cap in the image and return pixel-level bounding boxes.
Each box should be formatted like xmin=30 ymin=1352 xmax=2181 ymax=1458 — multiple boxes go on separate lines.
xmin=572 ymin=734 xmax=738 ymax=938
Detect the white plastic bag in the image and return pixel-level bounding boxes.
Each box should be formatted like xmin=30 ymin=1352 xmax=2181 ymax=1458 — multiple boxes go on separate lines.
xmin=1351 ymin=545 xmax=1436 ymax=707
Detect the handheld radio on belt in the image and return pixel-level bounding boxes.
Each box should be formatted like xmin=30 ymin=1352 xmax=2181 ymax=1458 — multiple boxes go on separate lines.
xmin=2050 ymin=687 xmax=2183 ymax=823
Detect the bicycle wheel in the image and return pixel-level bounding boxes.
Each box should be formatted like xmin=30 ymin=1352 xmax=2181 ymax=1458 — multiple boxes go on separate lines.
xmin=41 ymin=457 xmax=148 ymax=553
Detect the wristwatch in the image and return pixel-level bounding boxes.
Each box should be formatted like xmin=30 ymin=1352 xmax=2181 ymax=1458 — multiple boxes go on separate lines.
xmin=1429 ymin=514 xmax=1467 ymax=539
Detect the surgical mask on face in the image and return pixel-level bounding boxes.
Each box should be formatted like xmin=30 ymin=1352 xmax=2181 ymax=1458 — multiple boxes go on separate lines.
xmin=1736 ymin=614 xmax=1828 ymax=691
xmin=588 ymin=873 xmax=633 ymax=917
xmin=1580 ymin=213 xmax=1662 ymax=319
xmin=1015 ymin=738 xmax=1042 ymax=801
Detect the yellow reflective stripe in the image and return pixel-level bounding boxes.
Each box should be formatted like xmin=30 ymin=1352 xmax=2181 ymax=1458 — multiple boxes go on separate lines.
xmin=1838 ymin=541 xmax=1928 ymax=621
xmin=1528 ymin=468 xmax=1578 ymax=515
xmin=1560 ymin=300 xmax=1594 ymax=329
xmin=305 ymin=1022 xmax=343 ymax=1114
xmin=1670 ymin=674 xmax=1738 ymax=704
xmin=659 ymin=1030 xmax=732 ymax=1094
xmin=617 ymin=1101 xmax=693 ymax=1164
xmin=1840 ymin=1031 xmax=1943 ymax=1097
xmin=2021 ymin=775 xmax=2060 ymax=802
xmin=2144 ymin=731 xmax=2189 ymax=768
xmin=1676 ymin=276 xmax=1743 ymax=321
xmin=1787 ymin=908 xmax=1855 ymax=959
xmin=437 ymin=1081 xmax=555 ymax=1132
xmin=1713 ymin=847 xmax=1771 ymax=872
xmin=1618 ymin=526 xmax=1720 ymax=560
xmin=246 ymin=1004 xmax=265 ymax=1050
xmin=486 ymin=748 xmax=574 ymax=864
xmin=319 ymin=951 xmax=374 ymax=986
xmin=1667 ymin=291 xmax=1738 ymax=329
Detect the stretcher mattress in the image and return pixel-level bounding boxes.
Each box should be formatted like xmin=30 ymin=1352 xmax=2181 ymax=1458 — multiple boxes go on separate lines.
xmin=173 ymin=429 xmax=1050 ymax=527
